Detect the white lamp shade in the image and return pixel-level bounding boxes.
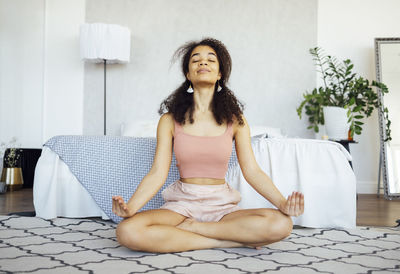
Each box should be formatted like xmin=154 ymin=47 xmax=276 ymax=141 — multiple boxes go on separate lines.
xmin=80 ymin=23 xmax=131 ymax=63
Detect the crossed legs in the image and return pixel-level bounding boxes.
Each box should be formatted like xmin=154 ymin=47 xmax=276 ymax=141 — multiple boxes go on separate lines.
xmin=116 ymin=208 xmax=292 ymax=253
xmin=177 ymin=208 xmax=293 ymax=245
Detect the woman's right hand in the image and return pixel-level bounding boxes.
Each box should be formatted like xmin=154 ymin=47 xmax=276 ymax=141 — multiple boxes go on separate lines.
xmin=112 ymin=196 xmax=136 ymax=218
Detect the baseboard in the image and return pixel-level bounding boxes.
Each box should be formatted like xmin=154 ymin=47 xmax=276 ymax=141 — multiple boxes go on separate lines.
xmin=357 ymin=180 xmax=381 ymax=194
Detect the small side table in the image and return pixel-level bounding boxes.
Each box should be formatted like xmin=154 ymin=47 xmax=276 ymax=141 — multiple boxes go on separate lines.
xmin=329 ymin=139 xmax=358 ymax=169
xmin=19 ymin=148 xmax=42 ymax=188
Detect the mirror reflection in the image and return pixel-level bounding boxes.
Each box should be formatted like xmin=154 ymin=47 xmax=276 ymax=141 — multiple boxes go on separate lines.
xmin=375 ymin=38 xmax=400 ymax=198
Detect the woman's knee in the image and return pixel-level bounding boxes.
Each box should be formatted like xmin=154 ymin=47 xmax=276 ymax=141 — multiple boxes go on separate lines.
xmin=254 ymin=209 xmax=292 ymax=242
xmin=116 ymin=218 xmax=146 ymax=249
xmin=269 ymin=211 xmax=293 ymax=240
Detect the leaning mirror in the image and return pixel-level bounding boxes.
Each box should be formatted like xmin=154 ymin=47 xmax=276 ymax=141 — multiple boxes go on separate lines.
xmin=375 ymin=37 xmax=400 ymax=199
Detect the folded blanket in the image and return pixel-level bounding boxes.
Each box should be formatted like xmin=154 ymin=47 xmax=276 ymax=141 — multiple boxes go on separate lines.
xmin=44 ymin=135 xmax=238 ymax=223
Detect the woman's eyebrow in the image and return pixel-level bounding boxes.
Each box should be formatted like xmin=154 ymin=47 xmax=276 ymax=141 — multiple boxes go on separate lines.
xmin=190 ymin=52 xmax=217 ymax=58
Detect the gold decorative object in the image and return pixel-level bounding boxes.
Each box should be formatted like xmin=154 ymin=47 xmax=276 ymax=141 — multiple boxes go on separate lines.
xmin=1 ymin=167 xmax=23 ymax=191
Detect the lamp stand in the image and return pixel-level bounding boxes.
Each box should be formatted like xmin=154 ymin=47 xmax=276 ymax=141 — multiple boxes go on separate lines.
xmin=80 ymin=23 xmax=131 ymax=136
xmin=104 ymin=59 xmax=107 ymax=135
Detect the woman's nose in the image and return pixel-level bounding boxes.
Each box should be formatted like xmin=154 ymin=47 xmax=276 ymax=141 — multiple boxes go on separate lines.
xmin=199 ymin=59 xmax=208 ymax=66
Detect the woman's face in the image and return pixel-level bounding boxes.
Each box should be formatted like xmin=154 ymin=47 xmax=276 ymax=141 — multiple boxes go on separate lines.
xmin=186 ymin=45 xmax=222 ymax=87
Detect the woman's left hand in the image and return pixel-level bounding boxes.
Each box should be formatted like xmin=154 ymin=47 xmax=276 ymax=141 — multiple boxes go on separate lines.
xmin=279 ymin=191 xmax=304 ymax=217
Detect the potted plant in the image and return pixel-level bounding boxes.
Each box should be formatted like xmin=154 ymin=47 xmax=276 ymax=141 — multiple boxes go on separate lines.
xmin=297 ymin=47 xmax=391 ymax=141
xmin=0 ymin=137 xmax=23 ymax=191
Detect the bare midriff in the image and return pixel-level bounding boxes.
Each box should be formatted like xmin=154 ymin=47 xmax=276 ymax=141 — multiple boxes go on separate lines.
xmin=180 ymin=177 xmax=226 ymax=185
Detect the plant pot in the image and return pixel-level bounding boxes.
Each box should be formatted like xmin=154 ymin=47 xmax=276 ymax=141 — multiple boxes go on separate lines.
xmin=323 ymin=106 xmax=350 ymax=140
xmin=0 ymin=167 xmax=24 ymax=191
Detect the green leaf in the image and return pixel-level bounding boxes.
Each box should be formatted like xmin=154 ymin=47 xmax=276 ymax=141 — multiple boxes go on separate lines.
xmin=347 ymin=64 xmax=354 ymax=71
xmin=300 ymin=46 xmax=391 ymax=141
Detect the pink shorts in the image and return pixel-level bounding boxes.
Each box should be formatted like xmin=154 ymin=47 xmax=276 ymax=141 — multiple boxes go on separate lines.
xmin=160 ymin=180 xmax=242 ymax=222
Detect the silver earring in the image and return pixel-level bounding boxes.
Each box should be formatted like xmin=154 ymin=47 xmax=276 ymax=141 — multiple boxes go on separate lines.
xmin=217 ymin=82 xmax=223 ymax=92
xmin=187 ymin=84 xmax=194 ymax=93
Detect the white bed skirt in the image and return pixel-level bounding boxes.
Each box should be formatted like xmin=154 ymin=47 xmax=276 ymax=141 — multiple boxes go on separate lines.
xmin=33 ymin=146 xmax=109 ymax=220
xmin=227 ymin=138 xmax=356 ymax=228
xmin=34 ymin=138 xmax=356 ymax=228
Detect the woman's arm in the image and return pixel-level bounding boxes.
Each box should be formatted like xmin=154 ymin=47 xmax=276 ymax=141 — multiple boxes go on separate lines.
xmin=112 ymin=113 xmax=174 ymax=217
xmin=233 ymin=115 xmax=304 ymax=216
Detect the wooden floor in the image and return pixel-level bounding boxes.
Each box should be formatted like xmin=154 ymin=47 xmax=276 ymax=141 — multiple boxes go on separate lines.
xmin=0 ymin=188 xmax=34 ymax=216
xmin=356 ymin=194 xmax=400 ymax=227
xmin=1 ymin=189 xmax=400 ymax=227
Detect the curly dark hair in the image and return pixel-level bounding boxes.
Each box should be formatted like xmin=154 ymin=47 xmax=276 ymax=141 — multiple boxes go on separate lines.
xmin=158 ymin=38 xmax=245 ymax=126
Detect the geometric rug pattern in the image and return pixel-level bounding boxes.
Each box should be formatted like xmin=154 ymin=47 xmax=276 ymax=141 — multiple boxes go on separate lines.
xmin=0 ymin=216 xmax=399 ymax=273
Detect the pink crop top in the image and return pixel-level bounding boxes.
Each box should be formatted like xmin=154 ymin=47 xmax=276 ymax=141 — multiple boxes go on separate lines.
xmin=173 ymin=120 xmax=233 ymax=179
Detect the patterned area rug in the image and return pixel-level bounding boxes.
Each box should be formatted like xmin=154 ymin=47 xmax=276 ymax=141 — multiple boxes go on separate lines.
xmin=0 ymin=216 xmax=399 ymax=274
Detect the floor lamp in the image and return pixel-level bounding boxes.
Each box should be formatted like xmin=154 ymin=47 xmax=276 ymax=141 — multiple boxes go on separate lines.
xmin=80 ymin=23 xmax=131 ymax=135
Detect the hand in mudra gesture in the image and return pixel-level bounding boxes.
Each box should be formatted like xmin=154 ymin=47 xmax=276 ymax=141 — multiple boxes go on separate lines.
xmin=280 ymin=191 xmax=304 ymax=217
xmin=112 ymin=196 xmax=136 ymax=218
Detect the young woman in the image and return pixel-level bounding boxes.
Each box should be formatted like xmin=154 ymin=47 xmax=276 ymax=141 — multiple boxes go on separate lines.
xmin=112 ymin=38 xmax=304 ymax=253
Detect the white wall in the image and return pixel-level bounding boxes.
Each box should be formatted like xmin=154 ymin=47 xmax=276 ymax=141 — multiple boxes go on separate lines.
xmin=0 ymin=0 xmax=44 ymax=148
xmin=318 ymin=0 xmax=400 ymax=193
xmin=0 ymin=0 xmax=85 ymax=149
xmin=43 ymin=0 xmax=85 ymax=141
xmin=84 ymin=0 xmax=317 ymax=137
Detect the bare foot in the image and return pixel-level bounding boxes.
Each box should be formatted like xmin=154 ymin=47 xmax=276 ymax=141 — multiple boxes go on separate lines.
xmin=176 ymin=218 xmax=197 ymax=233
xmin=218 ymin=240 xmax=245 ymax=248
xmin=245 ymin=242 xmax=264 ymax=249
xmin=218 ymin=240 xmax=262 ymax=250
xmin=176 ymin=218 xmax=263 ymax=250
